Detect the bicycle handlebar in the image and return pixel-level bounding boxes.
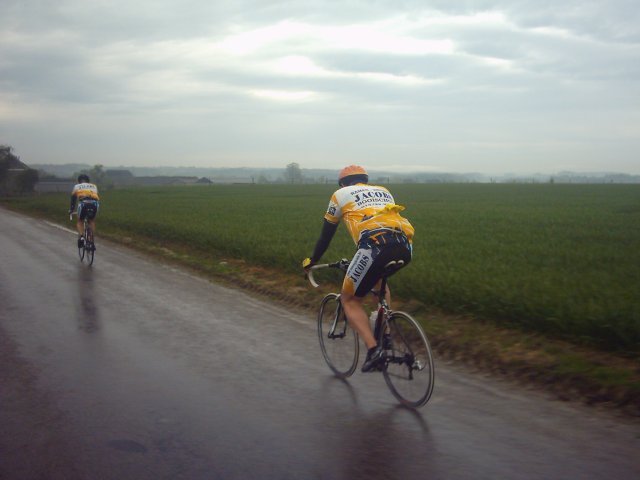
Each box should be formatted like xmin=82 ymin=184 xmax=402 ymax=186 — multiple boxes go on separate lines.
xmin=306 ymin=264 xmax=328 ymax=288
xmin=306 ymin=259 xmax=350 ymax=288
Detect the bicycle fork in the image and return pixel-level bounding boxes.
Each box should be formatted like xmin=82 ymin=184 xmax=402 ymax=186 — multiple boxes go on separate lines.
xmin=328 ymin=304 xmax=348 ymax=339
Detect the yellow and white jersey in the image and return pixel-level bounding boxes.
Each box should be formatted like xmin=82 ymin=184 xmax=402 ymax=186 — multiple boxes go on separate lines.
xmin=71 ymin=182 xmax=100 ymax=201
xmin=324 ymin=183 xmax=414 ymax=244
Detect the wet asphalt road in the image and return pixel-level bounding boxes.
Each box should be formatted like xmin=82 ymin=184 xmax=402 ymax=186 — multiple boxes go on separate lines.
xmin=0 ymin=207 xmax=639 ymax=480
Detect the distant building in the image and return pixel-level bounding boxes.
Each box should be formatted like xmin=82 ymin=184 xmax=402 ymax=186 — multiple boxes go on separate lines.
xmin=4 ymin=156 xmax=29 ymax=171
xmin=35 ymin=180 xmax=75 ymax=193
xmin=133 ymin=176 xmax=201 ymax=186
xmin=210 ymin=176 xmax=255 ymax=184
xmin=1 ymin=146 xmax=38 ymax=194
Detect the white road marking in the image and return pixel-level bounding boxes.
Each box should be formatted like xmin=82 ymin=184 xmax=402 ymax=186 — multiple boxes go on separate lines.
xmin=44 ymin=221 xmax=76 ymax=234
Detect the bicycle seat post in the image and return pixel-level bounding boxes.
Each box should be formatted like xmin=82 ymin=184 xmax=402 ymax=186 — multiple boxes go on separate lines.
xmin=370 ymin=276 xmax=388 ymax=340
xmin=378 ymin=276 xmax=389 ymax=309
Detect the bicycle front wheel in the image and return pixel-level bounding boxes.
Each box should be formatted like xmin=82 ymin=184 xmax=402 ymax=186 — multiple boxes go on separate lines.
xmin=383 ymin=311 xmax=435 ymax=408
xmin=317 ymin=293 xmax=359 ymax=378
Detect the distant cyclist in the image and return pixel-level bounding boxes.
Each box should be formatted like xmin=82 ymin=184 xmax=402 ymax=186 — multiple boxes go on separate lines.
xmin=69 ymin=174 xmax=100 ymax=249
xmin=303 ymin=165 xmax=414 ymax=372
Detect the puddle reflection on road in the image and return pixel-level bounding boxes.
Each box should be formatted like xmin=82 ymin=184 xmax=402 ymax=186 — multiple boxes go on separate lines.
xmin=77 ymin=266 xmax=100 ymax=333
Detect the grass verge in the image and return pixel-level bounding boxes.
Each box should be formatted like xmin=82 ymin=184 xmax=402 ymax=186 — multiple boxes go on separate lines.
xmin=104 ymin=227 xmax=640 ymax=418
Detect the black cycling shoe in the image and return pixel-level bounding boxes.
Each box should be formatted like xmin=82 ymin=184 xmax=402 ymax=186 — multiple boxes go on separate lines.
xmin=77 ymin=237 xmax=84 ymax=248
xmin=361 ymin=345 xmax=385 ymax=373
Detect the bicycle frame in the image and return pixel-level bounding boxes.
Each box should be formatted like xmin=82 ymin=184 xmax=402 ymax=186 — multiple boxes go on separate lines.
xmin=310 ymin=261 xmax=419 ymax=375
xmin=71 ymin=212 xmax=95 ymax=265
xmin=370 ymin=276 xmax=389 ymax=340
xmin=310 ymin=262 xmax=387 ymax=349
xmin=369 ymin=278 xmax=415 ymax=377
xmin=70 ymin=213 xmax=91 ymax=242
xmin=309 ymin=258 xmax=434 ymax=406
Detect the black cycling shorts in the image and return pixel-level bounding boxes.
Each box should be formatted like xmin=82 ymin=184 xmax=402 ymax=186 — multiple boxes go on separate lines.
xmin=343 ymin=229 xmax=412 ymax=297
xmin=78 ymin=200 xmax=99 ymax=221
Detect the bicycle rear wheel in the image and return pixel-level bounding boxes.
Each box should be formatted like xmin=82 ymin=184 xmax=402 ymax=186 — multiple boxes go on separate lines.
xmin=382 ymin=311 xmax=434 ymax=408
xmin=85 ymin=226 xmax=95 ymax=265
xmin=317 ymin=293 xmax=359 ymax=378
xmin=78 ymin=234 xmax=85 ymax=262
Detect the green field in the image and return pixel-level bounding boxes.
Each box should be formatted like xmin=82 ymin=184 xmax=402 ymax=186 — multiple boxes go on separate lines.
xmin=4 ymin=183 xmax=640 ymax=353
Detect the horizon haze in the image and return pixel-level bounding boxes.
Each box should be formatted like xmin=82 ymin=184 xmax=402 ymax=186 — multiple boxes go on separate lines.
xmin=31 ymin=162 xmax=640 ymax=184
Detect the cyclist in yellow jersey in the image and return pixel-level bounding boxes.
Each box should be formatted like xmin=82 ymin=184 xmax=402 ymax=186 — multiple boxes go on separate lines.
xmin=69 ymin=174 xmax=100 ymax=249
xmin=303 ymin=165 xmax=414 ymax=372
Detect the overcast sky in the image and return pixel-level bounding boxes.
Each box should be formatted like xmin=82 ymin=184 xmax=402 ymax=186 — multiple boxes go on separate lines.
xmin=2 ymin=0 xmax=639 ymax=174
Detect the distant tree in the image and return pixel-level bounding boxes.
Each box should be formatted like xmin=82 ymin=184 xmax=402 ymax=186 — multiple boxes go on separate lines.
xmin=0 ymin=145 xmax=15 ymax=185
xmin=74 ymin=164 xmax=113 ymax=189
xmin=89 ymin=164 xmax=105 ymax=184
xmin=0 ymin=145 xmax=13 ymax=161
xmin=285 ymin=162 xmax=303 ymax=184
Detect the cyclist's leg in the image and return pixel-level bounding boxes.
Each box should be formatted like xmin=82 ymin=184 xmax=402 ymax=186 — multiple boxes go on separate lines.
xmin=76 ymin=203 xmax=85 ymax=237
xmin=341 ymin=293 xmax=375 ymax=348
xmin=88 ymin=216 xmax=97 ymax=234
xmin=344 ymin=241 xmax=412 ymax=339
xmin=342 ymin=289 xmax=384 ymax=372
xmin=88 ymin=201 xmax=98 ymax=233
xmin=341 ymin=249 xmax=378 ymax=349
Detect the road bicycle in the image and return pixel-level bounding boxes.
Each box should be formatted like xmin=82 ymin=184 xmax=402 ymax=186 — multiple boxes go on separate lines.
xmin=70 ymin=213 xmax=96 ymax=265
xmin=307 ymin=259 xmax=435 ymax=408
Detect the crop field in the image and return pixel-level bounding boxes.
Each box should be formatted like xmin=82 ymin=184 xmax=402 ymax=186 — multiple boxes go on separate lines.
xmin=4 ymin=183 xmax=639 ymax=353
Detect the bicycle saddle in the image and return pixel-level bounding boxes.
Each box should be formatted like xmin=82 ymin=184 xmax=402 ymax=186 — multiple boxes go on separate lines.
xmin=383 ymin=260 xmax=405 ymax=275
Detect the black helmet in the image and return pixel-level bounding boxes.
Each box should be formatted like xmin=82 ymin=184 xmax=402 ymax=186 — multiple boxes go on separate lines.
xmin=78 ymin=174 xmax=90 ymax=183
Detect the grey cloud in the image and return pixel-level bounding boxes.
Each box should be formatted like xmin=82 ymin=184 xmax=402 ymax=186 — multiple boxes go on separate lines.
xmin=1 ymin=0 xmax=639 ymax=173
xmin=503 ymin=0 xmax=640 ymax=42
